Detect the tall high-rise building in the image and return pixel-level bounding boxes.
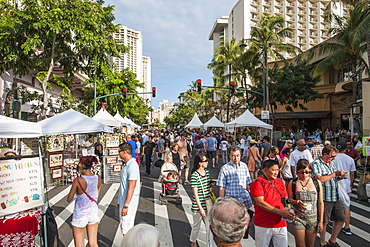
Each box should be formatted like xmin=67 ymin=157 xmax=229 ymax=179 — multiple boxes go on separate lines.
xmin=209 ymin=0 xmax=346 ymax=61
xmin=112 ymin=25 xmax=152 ymax=103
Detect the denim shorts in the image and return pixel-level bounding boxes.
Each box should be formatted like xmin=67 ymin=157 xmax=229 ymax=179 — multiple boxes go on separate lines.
xmin=71 ymin=213 xmax=100 ymax=228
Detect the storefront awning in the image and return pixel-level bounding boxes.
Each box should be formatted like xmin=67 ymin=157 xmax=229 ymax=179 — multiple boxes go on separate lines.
xmin=272 ymin=111 xmax=331 ymax=119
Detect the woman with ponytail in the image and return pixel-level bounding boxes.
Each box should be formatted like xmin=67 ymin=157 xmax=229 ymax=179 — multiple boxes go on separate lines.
xmin=67 ymin=155 xmax=102 ymax=247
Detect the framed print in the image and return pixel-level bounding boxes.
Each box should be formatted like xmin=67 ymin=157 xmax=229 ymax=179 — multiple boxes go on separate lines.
xmin=108 ymin=148 xmax=120 ymax=156
xmin=49 ymin=153 xmax=64 ymax=168
xmin=51 ymin=168 xmax=63 ymax=179
xmin=47 ymin=136 xmax=64 ymax=152
xmin=113 ymin=164 xmax=122 ymax=172
xmin=106 ymin=135 xmax=120 ymax=148
xmin=106 ymin=156 xmax=118 ymax=164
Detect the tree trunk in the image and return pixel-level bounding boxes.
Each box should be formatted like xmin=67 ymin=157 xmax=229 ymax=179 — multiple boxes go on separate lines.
xmin=40 ymin=34 xmax=56 ymax=120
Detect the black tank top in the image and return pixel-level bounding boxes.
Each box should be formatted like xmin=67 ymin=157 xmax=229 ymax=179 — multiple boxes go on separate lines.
xmin=171 ymin=151 xmax=180 ymax=169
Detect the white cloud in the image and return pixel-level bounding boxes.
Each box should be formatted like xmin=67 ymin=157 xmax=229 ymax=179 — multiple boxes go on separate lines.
xmin=104 ymin=0 xmax=235 ymax=107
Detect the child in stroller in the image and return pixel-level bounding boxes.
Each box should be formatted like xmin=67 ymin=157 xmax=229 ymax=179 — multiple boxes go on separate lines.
xmin=163 ymin=171 xmax=178 ymax=195
xmin=158 ymin=155 xmax=182 ymax=205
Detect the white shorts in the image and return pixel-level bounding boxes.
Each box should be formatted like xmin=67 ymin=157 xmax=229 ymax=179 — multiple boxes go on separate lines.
xmin=119 ymin=205 xmax=138 ymax=234
xmin=255 ymin=225 xmax=288 ymax=247
xmin=71 ymin=214 xmax=100 ymax=228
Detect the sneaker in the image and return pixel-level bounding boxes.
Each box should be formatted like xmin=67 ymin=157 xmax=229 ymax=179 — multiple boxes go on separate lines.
xmin=342 ymin=227 xmax=352 ymax=235
xmin=327 ymin=240 xmax=340 ymax=247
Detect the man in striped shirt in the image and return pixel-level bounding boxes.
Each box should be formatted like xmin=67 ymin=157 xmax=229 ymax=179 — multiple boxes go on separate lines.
xmin=312 ymin=145 xmax=347 ymax=247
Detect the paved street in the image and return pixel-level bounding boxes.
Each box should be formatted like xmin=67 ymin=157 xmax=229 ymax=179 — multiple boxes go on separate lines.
xmin=48 ymin=161 xmax=370 ymax=247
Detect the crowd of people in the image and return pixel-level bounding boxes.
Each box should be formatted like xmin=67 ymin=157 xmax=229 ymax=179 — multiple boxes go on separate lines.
xmin=66 ymin=128 xmax=366 ymax=247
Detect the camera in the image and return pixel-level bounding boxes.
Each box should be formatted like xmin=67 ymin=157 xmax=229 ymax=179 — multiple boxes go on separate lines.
xmin=281 ymin=197 xmax=292 ymax=205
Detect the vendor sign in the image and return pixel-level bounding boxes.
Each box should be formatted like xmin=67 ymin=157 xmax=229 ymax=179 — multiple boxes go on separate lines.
xmin=363 ymin=137 xmax=370 ymax=156
xmin=0 ymin=158 xmax=43 ymax=216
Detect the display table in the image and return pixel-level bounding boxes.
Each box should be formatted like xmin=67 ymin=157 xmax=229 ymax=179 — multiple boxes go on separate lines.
xmin=0 ymin=207 xmax=42 ymax=246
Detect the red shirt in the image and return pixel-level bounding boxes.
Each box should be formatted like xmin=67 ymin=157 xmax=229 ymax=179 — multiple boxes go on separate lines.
xmin=250 ymin=176 xmax=287 ymax=228
xmin=345 ymin=148 xmax=360 ymax=161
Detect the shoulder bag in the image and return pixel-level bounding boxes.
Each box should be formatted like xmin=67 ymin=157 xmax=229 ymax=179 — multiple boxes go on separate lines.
xmin=77 ymin=177 xmax=98 ymax=204
xmin=197 ymin=172 xmax=213 ymax=213
xmin=250 ymin=148 xmax=262 ymax=170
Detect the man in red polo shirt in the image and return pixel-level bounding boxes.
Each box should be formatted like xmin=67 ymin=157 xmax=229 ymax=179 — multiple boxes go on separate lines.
xmin=250 ymin=159 xmax=294 ymax=247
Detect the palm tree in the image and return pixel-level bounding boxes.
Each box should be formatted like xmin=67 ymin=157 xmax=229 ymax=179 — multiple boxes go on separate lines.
xmin=247 ymin=13 xmax=300 ymax=112
xmin=208 ymin=39 xmax=244 ymax=121
xmin=310 ymin=0 xmax=370 ymax=134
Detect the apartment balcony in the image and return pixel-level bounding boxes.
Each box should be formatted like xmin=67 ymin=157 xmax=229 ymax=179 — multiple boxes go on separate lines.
xmin=309 ymin=2 xmax=317 ymax=9
xmin=298 ymin=2 xmax=306 ymax=8
xmin=274 ymin=0 xmax=282 ymax=6
xmin=298 ymin=25 xmax=306 ymax=30
xmin=309 ymin=25 xmax=318 ymax=30
xmin=251 ymin=0 xmax=259 ymax=6
xmin=286 ymin=10 xmax=295 ymax=16
xmin=298 ymin=11 xmax=305 ymax=16
xmin=309 ymin=18 xmax=318 ymax=23
xmin=251 ymin=7 xmax=259 ymax=14
xmin=298 ymin=18 xmax=306 ymax=23
xmin=309 ymin=31 xmax=317 ymax=36
xmin=298 ymin=32 xmax=305 ymax=37
xmin=286 ymin=1 xmax=295 ymax=8
xmin=263 ymin=0 xmax=271 ymax=6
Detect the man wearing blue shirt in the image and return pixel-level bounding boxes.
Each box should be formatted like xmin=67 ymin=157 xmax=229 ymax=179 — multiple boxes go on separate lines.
xmin=126 ymin=135 xmax=138 ymax=158
xmin=118 ymin=142 xmax=141 ymax=235
xmin=217 ymin=145 xmax=253 ymax=210
xmin=205 ymin=133 xmax=217 ymax=168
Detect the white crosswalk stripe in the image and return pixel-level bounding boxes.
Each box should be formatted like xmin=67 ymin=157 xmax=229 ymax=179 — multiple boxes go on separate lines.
xmin=48 ymin=180 xmax=370 ymax=247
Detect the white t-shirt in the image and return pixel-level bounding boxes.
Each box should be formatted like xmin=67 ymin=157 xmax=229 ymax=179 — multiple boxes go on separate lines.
xmin=288 ymin=149 xmax=313 ymax=177
xmin=288 ymin=149 xmax=313 ymax=167
xmin=220 ymin=140 xmax=228 ymax=151
xmin=281 ymin=157 xmax=293 ymax=178
xmin=333 ymin=153 xmax=356 ymax=193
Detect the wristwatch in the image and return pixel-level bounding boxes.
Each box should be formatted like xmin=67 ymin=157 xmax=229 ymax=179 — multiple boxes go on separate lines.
xmin=122 ymin=205 xmax=128 ymax=209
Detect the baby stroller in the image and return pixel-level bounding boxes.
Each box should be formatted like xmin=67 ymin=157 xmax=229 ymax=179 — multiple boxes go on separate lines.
xmin=158 ymin=162 xmax=182 ymax=205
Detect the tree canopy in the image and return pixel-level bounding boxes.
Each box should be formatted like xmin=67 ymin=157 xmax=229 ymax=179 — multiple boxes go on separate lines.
xmin=0 ymin=0 xmax=127 ymax=118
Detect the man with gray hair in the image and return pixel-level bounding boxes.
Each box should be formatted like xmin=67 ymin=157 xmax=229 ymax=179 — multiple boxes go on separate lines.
xmin=209 ymin=197 xmax=250 ymax=246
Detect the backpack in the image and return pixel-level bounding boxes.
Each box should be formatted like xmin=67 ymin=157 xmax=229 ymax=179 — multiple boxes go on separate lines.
xmin=291 ymin=177 xmax=320 ymax=200
xmin=195 ymin=140 xmax=203 ymax=149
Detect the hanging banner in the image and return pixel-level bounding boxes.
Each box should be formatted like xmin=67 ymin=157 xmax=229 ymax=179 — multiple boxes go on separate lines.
xmin=0 ymin=158 xmax=43 ymax=216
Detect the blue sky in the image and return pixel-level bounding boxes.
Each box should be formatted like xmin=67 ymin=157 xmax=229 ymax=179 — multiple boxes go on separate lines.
xmin=104 ymin=0 xmax=236 ymax=108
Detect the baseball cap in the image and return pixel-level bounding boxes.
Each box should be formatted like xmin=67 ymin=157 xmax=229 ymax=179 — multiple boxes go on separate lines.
xmin=336 ymin=141 xmax=346 ymax=151
xmin=324 ymin=140 xmax=331 ymax=145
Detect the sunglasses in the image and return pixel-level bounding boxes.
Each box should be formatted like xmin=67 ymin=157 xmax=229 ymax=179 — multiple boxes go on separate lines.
xmin=330 ymin=155 xmax=337 ymax=158
xmin=297 ymin=170 xmax=311 ymax=174
xmin=201 ymin=159 xmax=208 ymax=163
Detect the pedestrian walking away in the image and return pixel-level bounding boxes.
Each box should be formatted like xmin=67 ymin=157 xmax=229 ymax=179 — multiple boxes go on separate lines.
xmin=67 ymin=156 xmax=102 ymax=247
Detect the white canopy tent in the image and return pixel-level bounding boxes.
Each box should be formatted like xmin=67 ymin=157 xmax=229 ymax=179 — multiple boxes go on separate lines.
xmin=92 ymin=108 xmax=121 ymax=127
xmin=202 ymin=115 xmax=224 ymax=129
xmin=185 ymin=113 xmax=203 ymax=129
xmin=123 ymin=116 xmax=139 ymax=128
xmin=39 ymin=109 xmax=112 ymax=135
xmin=114 ymin=112 xmax=130 ymax=126
xmin=226 ymin=109 xmax=273 ymax=129
xmin=0 ymin=115 xmax=42 ymax=138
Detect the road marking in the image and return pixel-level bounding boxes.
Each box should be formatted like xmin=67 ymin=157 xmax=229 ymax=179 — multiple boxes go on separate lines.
xmin=154 ymin=181 xmax=174 ymax=246
xmin=48 ymin=186 xmax=71 ymax=206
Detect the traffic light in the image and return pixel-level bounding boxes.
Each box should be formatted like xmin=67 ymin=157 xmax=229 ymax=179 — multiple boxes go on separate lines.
xmin=152 ymin=87 xmax=156 ymax=97
xmin=229 ymin=81 xmax=235 ymax=94
xmin=196 ymin=79 xmax=202 ymax=94
xmin=122 ymin=88 xmax=127 ymax=98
